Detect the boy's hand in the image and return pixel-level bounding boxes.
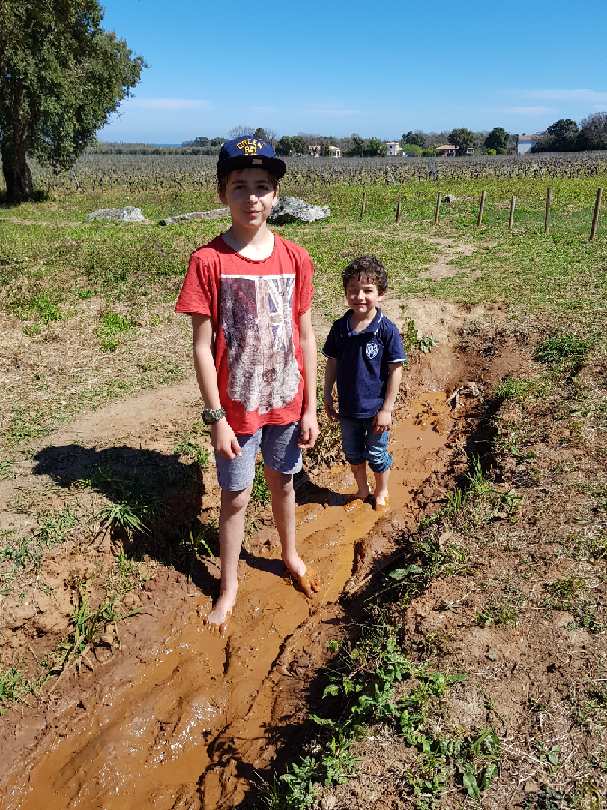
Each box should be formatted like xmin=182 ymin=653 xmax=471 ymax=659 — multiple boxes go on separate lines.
xmin=298 ymin=409 xmax=319 ymax=449
xmin=211 ymin=418 xmax=241 ymax=459
xmin=324 ymin=397 xmax=339 ymax=421
xmin=373 ymin=409 xmax=392 ymax=433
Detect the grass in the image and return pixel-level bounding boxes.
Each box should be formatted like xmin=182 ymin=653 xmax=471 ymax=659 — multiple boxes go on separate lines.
xmin=1 ymin=168 xmax=606 ymax=802
xmin=2 ymin=173 xmax=607 ymax=459
xmin=1 ymin=506 xmax=78 ymax=592
xmin=96 ymin=310 xmax=136 ymax=352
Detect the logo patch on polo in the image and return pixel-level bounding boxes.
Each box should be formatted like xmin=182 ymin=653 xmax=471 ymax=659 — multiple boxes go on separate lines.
xmin=236 ymin=138 xmax=264 ymax=155
xmin=366 ymin=341 xmax=379 ymax=359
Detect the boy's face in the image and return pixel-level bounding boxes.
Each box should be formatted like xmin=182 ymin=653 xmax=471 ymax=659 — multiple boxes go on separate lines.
xmin=345 ymin=275 xmax=383 ymax=317
xmin=219 ymin=167 xmax=277 ymax=230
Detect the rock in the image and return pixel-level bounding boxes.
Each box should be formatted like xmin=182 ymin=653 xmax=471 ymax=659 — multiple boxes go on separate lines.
xmin=87 ymin=206 xmax=146 ymax=222
xmin=159 ymin=208 xmax=230 ymax=225
xmin=268 ymin=196 xmax=330 ymax=224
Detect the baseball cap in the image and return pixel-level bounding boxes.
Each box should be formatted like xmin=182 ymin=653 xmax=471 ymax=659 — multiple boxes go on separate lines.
xmin=217 ymin=135 xmax=286 ymax=180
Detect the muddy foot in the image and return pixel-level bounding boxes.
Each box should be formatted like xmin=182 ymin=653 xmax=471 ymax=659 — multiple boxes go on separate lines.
xmin=373 ymin=495 xmax=390 ymax=513
xmin=204 ymin=593 xmax=236 ymax=634
xmin=343 ymin=492 xmax=372 ymax=511
xmin=286 ymin=566 xmax=320 ymax=599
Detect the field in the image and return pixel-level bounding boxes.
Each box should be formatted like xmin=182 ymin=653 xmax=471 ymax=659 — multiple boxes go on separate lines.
xmin=0 ymin=153 xmax=606 ymax=809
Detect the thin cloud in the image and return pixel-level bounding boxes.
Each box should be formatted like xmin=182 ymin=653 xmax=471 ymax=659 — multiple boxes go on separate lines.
xmin=128 ymin=97 xmax=211 ymax=110
xmin=500 ymin=105 xmax=556 ymax=115
xmin=303 ymin=105 xmax=360 ymax=117
xmin=520 ymin=89 xmax=607 ymax=104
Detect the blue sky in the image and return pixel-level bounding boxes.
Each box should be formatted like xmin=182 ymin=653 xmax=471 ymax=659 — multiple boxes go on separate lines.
xmin=99 ymin=0 xmax=607 ymax=143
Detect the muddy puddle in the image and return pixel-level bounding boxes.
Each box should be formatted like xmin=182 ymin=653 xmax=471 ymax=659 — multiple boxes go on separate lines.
xmin=2 ymin=391 xmax=455 ymax=810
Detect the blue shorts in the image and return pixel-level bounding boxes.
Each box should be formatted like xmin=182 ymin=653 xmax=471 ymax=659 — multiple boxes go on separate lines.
xmin=339 ymin=416 xmax=392 ymax=473
xmin=215 ymin=422 xmax=302 ymax=491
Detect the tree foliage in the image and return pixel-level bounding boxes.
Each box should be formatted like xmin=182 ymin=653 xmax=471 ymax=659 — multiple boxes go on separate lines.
xmin=0 ymin=0 xmax=144 ymax=202
xmin=533 ymin=118 xmax=579 ymax=152
xmin=484 ymin=127 xmax=509 ymax=154
xmin=580 ymin=112 xmax=607 ymax=150
xmin=402 ymin=130 xmax=426 ymax=147
xmin=448 ymin=128 xmax=475 ymax=155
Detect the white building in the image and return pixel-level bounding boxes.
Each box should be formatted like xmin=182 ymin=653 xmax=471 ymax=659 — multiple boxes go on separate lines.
xmin=517 ymin=134 xmax=540 ymax=154
xmin=328 ymin=145 xmax=342 ymax=158
xmin=386 ymin=141 xmax=402 ymax=157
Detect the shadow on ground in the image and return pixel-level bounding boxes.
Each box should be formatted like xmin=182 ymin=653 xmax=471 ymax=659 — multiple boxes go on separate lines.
xmin=32 ymin=443 xmax=218 ymax=592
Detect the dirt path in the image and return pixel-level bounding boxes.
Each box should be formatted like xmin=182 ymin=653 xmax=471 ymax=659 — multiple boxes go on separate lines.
xmin=0 ymin=295 xmax=508 ymax=809
xmin=0 ymin=387 xmax=456 ymax=809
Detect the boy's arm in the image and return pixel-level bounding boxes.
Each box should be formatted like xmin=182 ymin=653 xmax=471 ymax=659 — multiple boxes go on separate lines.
xmin=192 ymin=315 xmax=241 ymax=459
xmin=374 ymin=362 xmax=403 ymax=433
xmin=298 ymin=309 xmax=319 ymax=449
xmin=323 ymin=357 xmax=338 ymax=420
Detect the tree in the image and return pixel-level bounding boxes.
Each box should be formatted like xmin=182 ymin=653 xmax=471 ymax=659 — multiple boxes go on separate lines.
xmin=228 ymin=125 xmax=254 ymax=139
xmin=275 ymin=136 xmax=293 ymax=156
xmin=401 ymin=143 xmax=423 ymax=155
xmin=349 ymin=133 xmax=365 ymax=156
xmin=534 ymin=118 xmax=579 ymax=152
xmin=484 ymin=127 xmax=509 ymax=154
xmin=290 ymin=136 xmax=306 ymax=155
xmin=580 ymin=112 xmax=607 ymax=150
xmin=402 ymin=130 xmax=425 ymax=147
xmin=363 ymin=137 xmax=386 ymax=157
xmin=448 ymin=128 xmax=474 ymax=155
xmin=0 ymin=0 xmax=144 ymax=203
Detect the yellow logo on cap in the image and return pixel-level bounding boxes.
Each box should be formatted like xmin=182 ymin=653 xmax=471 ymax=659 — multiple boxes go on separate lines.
xmin=236 ymin=138 xmax=264 ymax=155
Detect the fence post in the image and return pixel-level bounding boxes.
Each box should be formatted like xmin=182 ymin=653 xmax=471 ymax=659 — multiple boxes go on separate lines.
xmin=395 ymin=198 xmax=401 ymax=224
xmin=477 ymin=191 xmax=486 ymax=226
xmin=590 ymin=187 xmax=603 ymax=241
xmin=360 ymin=190 xmax=367 ymax=220
xmin=508 ymin=196 xmax=516 ymax=231
xmin=434 ymin=192 xmax=442 ymax=225
xmin=544 ymin=187 xmax=553 ymax=234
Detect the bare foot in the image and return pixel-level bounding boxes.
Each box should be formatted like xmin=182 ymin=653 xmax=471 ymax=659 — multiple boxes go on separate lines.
xmin=343 ymin=490 xmax=371 ymax=510
xmin=373 ymin=494 xmax=390 ymax=512
xmin=204 ymin=591 xmax=236 ymax=634
xmin=283 ymin=558 xmax=320 ymax=598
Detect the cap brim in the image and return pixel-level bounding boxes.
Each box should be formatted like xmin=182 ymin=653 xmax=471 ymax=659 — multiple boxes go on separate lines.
xmin=217 ymin=154 xmax=286 ymax=180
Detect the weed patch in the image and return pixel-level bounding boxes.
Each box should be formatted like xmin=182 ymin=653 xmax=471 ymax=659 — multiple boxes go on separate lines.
xmin=534 ymin=333 xmax=592 ymax=375
xmin=96 ymin=310 xmax=136 ymax=352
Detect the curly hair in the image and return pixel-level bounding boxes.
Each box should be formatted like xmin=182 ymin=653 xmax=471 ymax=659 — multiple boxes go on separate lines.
xmin=342 ymin=255 xmax=388 ymax=295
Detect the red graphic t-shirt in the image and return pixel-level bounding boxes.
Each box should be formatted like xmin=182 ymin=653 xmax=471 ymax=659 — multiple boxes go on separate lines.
xmin=175 ymin=234 xmax=314 ymax=435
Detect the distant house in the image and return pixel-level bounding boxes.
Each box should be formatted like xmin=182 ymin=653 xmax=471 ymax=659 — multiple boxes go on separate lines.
xmin=517 ymin=133 xmax=540 ymax=154
xmin=328 ymin=145 xmax=342 ymax=158
xmin=435 ymin=144 xmax=457 ymax=157
xmin=308 ymin=144 xmax=321 ymax=158
xmin=385 ymin=141 xmax=402 ymax=157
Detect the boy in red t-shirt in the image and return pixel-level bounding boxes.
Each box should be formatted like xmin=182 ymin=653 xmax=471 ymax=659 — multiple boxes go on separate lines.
xmin=175 ymin=136 xmax=320 ymax=629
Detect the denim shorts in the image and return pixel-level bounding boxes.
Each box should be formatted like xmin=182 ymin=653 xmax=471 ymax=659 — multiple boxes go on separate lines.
xmin=339 ymin=416 xmax=392 ymax=473
xmin=215 ymin=422 xmax=302 ymax=491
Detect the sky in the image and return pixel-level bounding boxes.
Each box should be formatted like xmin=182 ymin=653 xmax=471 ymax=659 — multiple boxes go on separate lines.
xmin=98 ymin=0 xmax=607 ymax=144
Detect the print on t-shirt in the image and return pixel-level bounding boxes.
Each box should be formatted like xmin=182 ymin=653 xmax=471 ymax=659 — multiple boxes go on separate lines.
xmin=220 ymin=273 xmax=301 ymax=414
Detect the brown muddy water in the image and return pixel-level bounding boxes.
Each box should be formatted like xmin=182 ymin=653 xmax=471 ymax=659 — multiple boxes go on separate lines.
xmin=2 ymin=392 xmax=455 ymax=810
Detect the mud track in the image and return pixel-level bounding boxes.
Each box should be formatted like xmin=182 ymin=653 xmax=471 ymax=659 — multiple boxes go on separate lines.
xmin=0 ymin=310 xmax=513 ymax=809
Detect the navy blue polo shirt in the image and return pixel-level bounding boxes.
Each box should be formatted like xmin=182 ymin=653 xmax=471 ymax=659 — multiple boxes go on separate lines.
xmin=323 ymin=308 xmax=407 ymax=419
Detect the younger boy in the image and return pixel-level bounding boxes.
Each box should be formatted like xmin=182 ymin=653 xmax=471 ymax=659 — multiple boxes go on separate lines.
xmin=175 ymin=136 xmax=319 ymax=629
xmin=323 ymin=256 xmax=406 ymax=508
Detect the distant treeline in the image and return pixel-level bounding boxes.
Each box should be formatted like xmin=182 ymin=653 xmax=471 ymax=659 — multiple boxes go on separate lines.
xmin=90 ymin=113 xmax=607 ymax=158
xmin=531 ymin=113 xmax=607 ymax=153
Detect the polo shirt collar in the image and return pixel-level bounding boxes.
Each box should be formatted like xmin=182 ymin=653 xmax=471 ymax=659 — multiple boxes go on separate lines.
xmin=346 ymin=308 xmax=383 ymax=337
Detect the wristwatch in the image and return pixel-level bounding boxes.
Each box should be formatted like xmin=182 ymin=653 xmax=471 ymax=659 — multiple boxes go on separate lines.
xmin=202 ymin=406 xmax=226 ymax=425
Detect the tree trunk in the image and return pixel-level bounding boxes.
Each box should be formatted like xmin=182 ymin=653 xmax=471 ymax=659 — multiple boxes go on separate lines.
xmin=1 ymin=137 xmax=34 ymax=203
